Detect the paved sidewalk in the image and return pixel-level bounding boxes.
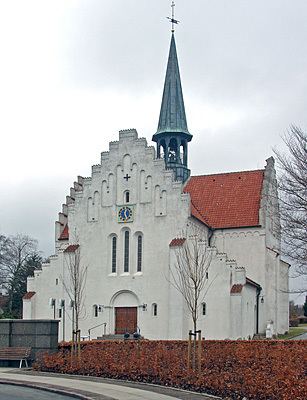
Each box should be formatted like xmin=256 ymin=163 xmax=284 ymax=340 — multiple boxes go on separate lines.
xmin=0 ymin=368 xmax=221 ymax=400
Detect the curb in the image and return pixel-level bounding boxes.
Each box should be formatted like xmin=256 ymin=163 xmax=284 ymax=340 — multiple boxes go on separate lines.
xmin=0 ymin=378 xmax=109 ymax=400
xmin=2 ymin=370 xmax=222 ymax=400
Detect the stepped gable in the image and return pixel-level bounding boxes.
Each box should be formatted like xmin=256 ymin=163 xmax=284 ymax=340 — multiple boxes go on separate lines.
xmin=184 ymin=169 xmax=264 ymax=229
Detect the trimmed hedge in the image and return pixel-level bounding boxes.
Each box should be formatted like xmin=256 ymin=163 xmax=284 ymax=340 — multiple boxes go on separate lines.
xmin=35 ymin=340 xmax=307 ymax=400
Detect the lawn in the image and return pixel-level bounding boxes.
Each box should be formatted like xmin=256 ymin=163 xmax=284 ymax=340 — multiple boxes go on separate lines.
xmin=278 ymin=325 xmax=307 ymax=339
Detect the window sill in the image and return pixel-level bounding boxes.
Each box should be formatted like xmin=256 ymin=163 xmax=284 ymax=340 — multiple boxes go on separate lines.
xmin=134 ymin=272 xmax=143 ymax=276
xmin=120 ymin=272 xmax=130 ymax=277
xmin=108 ymin=273 xmax=117 ymax=277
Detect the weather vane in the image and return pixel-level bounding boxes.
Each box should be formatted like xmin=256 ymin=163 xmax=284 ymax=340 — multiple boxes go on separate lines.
xmin=167 ymin=1 xmax=180 ymax=33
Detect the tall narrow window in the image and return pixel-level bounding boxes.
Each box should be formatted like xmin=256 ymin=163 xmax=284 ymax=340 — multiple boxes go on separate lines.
xmin=137 ymin=235 xmax=142 ymax=272
xmin=93 ymin=305 xmax=98 ymax=317
xmin=124 ymin=231 xmax=129 ymax=272
xmin=152 ymin=303 xmax=158 ymax=316
xmin=125 ymin=191 xmax=130 ymax=203
xmin=112 ymin=236 xmax=117 ymax=273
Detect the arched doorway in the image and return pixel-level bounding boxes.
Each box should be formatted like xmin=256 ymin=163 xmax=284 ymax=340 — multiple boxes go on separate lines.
xmin=110 ymin=291 xmax=139 ymax=334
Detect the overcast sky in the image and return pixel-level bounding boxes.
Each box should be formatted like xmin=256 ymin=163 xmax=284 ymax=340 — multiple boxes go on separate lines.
xmin=0 ymin=1 xmax=306 ymax=301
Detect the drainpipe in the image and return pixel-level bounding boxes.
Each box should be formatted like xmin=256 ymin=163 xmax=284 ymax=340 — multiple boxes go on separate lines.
xmin=208 ymin=227 xmax=214 ymax=246
xmin=256 ymin=287 xmax=262 ymax=334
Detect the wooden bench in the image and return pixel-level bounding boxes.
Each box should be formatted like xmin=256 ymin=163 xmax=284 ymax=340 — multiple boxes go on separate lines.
xmin=0 ymin=347 xmax=31 ymax=368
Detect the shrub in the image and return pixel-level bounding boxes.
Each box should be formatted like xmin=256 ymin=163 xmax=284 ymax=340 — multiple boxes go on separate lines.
xmin=34 ymin=340 xmax=307 ymax=400
xmin=289 ymin=319 xmax=299 ymax=327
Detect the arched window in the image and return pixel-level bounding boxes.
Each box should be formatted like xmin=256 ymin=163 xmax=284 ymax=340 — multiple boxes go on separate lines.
xmin=152 ymin=303 xmax=158 ymax=316
xmin=93 ymin=304 xmax=98 ymax=318
xmin=111 ymin=236 xmax=117 ymax=273
xmin=124 ymin=231 xmax=129 ymax=272
xmin=137 ymin=235 xmax=142 ymax=272
xmin=125 ymin=191 xmax=130 ymax=203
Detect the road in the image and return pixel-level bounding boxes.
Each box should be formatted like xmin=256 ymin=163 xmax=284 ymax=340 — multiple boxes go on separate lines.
xmin=0 ymin=384 xmax=76 ymax=400
xmin=0 ymin=368 xmax=219 ymax=400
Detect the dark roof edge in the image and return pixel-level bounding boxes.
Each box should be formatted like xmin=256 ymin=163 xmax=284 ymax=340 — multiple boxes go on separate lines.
xmin=190 ymin=215 xmax=211 ymax=229
xmin=246 ymin=277 xmax=262 ymax=290
xmin=214 ymin=224 xmax=262 ymax=230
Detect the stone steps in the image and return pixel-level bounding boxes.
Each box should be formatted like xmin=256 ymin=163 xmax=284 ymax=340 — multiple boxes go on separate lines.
xmin=96 ymin=334 xmax=124 ymax=340
xmin=96 ymin=333 xmax=144 ymax=340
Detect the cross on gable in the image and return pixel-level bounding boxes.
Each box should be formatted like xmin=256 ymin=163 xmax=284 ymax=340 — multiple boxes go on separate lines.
xmin=124 ymin=173 xmax=131 ymax=181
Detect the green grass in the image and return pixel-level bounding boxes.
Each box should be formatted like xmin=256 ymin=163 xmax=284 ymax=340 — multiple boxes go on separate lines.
xmin=278 ymin=326 xmax=307 ymax=339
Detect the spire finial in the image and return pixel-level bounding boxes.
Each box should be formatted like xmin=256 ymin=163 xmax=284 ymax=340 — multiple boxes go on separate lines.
xmin=167 ymin=1 xmax=179 ymax=33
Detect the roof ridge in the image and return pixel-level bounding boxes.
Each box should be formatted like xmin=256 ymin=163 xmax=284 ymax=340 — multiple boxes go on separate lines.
xmin=191 ymin=169 xmax=265 ymax=178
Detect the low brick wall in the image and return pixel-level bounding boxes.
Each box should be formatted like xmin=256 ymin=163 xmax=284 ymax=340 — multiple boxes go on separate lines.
xmin=0 ymin=319 xmax=59 ymax=366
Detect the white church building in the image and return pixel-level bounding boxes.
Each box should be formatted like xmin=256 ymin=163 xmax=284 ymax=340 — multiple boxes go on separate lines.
xmin=23 ymin=31 xmax=289 ymax=341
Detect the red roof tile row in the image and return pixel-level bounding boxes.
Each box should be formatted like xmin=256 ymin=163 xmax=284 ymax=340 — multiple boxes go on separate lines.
xmin=184 ymin=170 xmax=264 ymax=229
xmin=169 ymin=238 xmax=186 ymax=247
xmin=22 ymin=291 xmax=36 ymax=300
xmin=64 ymin=244 xmax=80 ymax=253
xmin=230 ymin=284 xmax=243 ymax=294
xmin=59 ymin=224 xmax=69 ymax=241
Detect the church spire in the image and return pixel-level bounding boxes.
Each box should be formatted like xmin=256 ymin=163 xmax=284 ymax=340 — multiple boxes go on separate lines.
xmin=152 ymin=7 xmax=192 ymax=183
xmin=155 ymin=33 xmax=190 ymax=136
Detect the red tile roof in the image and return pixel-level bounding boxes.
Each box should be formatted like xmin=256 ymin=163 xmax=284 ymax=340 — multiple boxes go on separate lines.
xmin=59 ymin=224 xmax=69 ymax=240
xmin=64 ymin=244 xmax=80 ymax=253
xmin=184 ymin=170 xmax=264 ymax=229
xmin=230 ymin=284 xmax=243 ymax=294
xmin=22 ymin=291 xmax=36 ymax=300
xmin=169 ymin=238 xmax=186 ymax=247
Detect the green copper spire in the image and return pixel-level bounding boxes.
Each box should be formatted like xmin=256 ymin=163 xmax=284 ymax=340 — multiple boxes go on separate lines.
xmin=154 ymin=33 xmax=191 ymax=137
xmin=152 ymin=31 xmax=192 ymax=183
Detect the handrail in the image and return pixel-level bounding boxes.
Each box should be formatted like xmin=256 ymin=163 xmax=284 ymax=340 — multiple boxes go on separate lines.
xmin=88 ymin=322 xmax=107 ymax=340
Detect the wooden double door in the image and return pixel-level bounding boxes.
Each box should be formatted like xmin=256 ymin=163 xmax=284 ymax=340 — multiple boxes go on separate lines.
xmin=115 ymin=307 xmax=137 ymax=334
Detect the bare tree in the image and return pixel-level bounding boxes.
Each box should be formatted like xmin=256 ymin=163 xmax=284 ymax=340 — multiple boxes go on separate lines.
xmin=0 ymin=234 xmax=42 ymax=317
xmin=273 ymin=126 xmax=307 ymax=292
xmin=170 ymin=233 xmax=213 ymax=334
xmin=61 ymin=244 xmax=88 ymax=334
xmin=0 ymin=235 xmax=10 ymax=288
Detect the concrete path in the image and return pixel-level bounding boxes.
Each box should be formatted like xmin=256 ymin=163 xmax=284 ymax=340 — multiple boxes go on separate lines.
xmin=290 ymin=332 xmax=307 ymax=340
xmin=0 ymin=368 xmax=220 ymax=400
